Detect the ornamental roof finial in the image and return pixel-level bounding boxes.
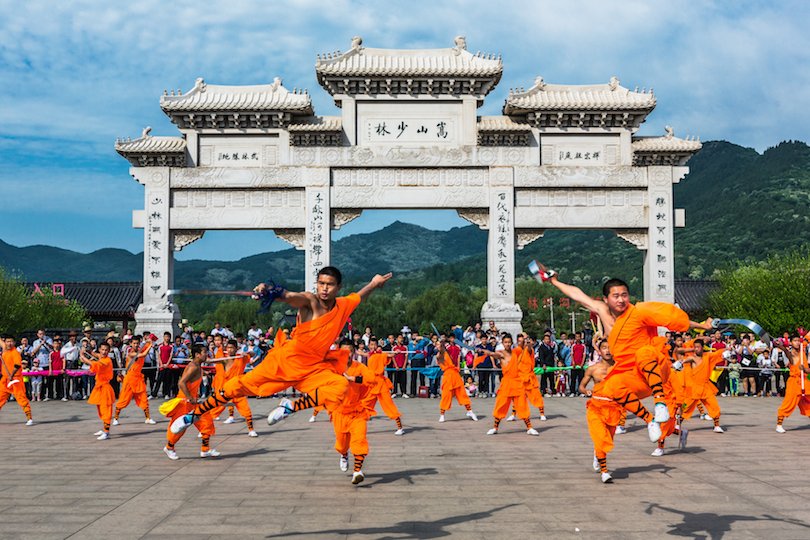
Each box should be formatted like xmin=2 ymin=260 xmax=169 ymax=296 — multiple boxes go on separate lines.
xmin=453 ymin=35 xmax=467 ymax=56
xmin=534 ymin=76 xmax=546 ymax=91
xmin=141 ymin=126 xmax=152 ymax=139
xmin=664 ymin=125 xmax=674 ymax=139
xmin=351 ymin=36 xmax=363 ymax=51
xmin=609 ymin=76 xmax=619 ymax=91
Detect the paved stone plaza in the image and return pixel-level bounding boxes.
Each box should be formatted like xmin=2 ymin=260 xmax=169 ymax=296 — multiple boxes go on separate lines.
xmin=0 ymin=395 xmax=808 ymax=539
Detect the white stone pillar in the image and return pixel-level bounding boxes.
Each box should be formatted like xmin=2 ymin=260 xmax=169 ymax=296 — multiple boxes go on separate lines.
xmin=132 ymin=167 xmax=180 ymax=336
xmin=644 ymin=166 xmax=676 ymax=302
xmin=481 ymin=167 xmax=523 ymax=336
xmin=304 ymin=168 xmax=331 ymax=292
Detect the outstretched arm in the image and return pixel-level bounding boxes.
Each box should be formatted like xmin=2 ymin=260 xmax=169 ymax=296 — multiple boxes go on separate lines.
xmin=357 ymin=273 xmax=393 ymax=301
xmin=548 ymin=275 xmax=611 ymax=322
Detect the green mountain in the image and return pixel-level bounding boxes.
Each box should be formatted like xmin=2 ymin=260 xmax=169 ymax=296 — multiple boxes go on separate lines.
xmin=2 ymin=140 xmax=809 ymax=295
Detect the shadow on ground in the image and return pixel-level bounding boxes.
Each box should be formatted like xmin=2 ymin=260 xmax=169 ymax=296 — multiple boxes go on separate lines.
xmin=644 ymin=501 xmax=810 ymax=540
xmin=266 ymin=503 xmax=519 ymax=539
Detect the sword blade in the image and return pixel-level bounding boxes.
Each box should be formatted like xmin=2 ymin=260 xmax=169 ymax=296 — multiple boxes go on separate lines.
xmin=164 ymin=289 xmax=255 ymax=298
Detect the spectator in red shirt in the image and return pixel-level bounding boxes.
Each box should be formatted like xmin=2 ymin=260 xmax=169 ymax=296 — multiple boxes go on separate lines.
xmin=570 ymin=333 xmax=586 ymax=396
xmin=390 ymin=335 xmax=409 ymax=397
xmin=49 ymin=338 xmax=67 ymax=401
xmin=157 ymin=332 xmax=175 ymax=399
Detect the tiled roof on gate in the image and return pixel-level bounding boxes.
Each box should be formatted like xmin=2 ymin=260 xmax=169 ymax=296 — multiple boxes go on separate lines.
xmin=674 ymin=280 xmax=718 ymax=315
xmin=26 ymin=282 xmax=143 ymax=320
xmin=160 ymin=77 xmax=313 ymax=114
xmin=504 ymin=76 xmax=656 ymax=115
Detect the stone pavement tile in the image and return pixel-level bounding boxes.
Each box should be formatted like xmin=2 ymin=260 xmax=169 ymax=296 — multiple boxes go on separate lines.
xmin=2 ymin=396 xmax=810 ymax=538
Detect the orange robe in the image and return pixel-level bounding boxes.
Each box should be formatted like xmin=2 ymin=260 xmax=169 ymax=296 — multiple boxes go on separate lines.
xmin=606 ymin=302 xmax=690 ymax=377
xmin=219 ymin=293 xmax=360 ymax=413
xmin=683 ymin=350 xmax=725 ymax=420
xmin=117 ymin=346 xmax=149 ymax=411
xmin=166 ymin=376 xmax=215 ymax=451
xmin=439 ymin=351 xmax=470 ymax=411
xmin=492 ymin=348 xmax=529 ymax=420
xmin=333 ymin=360 xmax=376 ymax=456
xmin=88 ymin=356 xmax=115 ymax=428
xmin=776 ymin=349 xmax=810 ymax=421
xmin=362 ymin=351 xmax=401 ymax=421
xmin=518 ymin=347 xmax=545 ymax=412
xmin=211 ymin=353 xmax=252 ymax=421
xmin=0 ymin=349 xmax=31 ymax=418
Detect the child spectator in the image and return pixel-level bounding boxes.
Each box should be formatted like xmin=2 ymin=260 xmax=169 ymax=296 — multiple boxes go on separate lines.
xmin=465 ymin=375 xmax=478 ymax=398
xmin=727 ymin=355 xmax=741 ymax=397
xmin=554 ymin=359 xmax=568 ymax=396
xmin=30 ymin=359 xmax=43 ymax=401
xmin=757 ymin=349 xmax=774 ymax=397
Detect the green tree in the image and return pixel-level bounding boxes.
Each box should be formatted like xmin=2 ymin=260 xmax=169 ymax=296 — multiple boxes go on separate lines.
xmin=404 ymin=282 xmax=486 ymax=335
xmin=0 ymin=270 xmax=86 ymax=334
xmin=350 ymin=292 xmax=408 ymax=337
xmin=709 ymin=247 xmax=810 ymax=335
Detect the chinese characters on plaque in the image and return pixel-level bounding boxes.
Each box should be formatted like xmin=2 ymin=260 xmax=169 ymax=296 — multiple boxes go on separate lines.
xmin=146 ymin=193 xmax=166 ymax=297
xmin=652 ymin=192 xmax=669 ymax=296
xmin=365 ymin=119 xmax=454 ymax=143
xmin=307 ymin=190 xmax=327 ymax=288
xmin=494 ymin=192 xmax=511 ymax=297
xmin=555 ymin=147 xmax=604 ymax=165
xmin=213 ymin=148 xmax=261 ymax=167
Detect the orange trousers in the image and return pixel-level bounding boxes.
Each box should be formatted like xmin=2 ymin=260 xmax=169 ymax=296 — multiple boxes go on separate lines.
xmin=221 ymin=360 xmax=349 ymax=414
xmin=586 ymin=398 xmax=623 ymax=459
xmin=364 ymin=390 xmax=401 ymax=420
xmin=601 ymin=346 xmax=671 ymax=423
xmin=525 ymin=385 xmax=545 ymax=411
xmin=777 ymin=376 xmax=810 ymax=420
xmin=212 ymin=396 xmax=252 ymax=421
xmin=166 ymin=402 xmax=215 ymax=451
xmin=683 ymin=394 xmax=721 ymax=420
xmin=0 ymin=380 xmax=31 ymax=419
xmin=492 ymin=392 xmax=529 ymax=420
xmin=116 ymin=382 xmax=149 ymax=413
xmin=440 ymin=385 xmax=470 ymax=412
xmin=333 ymin=411 xmax=369 ymax=456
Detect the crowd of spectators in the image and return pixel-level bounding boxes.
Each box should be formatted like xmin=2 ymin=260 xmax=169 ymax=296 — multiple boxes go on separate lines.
xmin=9 ymin=321 xmax=805 ymax=405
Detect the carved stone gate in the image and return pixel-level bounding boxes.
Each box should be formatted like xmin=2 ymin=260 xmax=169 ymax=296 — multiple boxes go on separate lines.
xmin=116 ymin=36 xmax=701 ymax=336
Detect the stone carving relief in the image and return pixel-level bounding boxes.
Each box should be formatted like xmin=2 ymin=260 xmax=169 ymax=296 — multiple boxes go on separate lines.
xmin=290 ymin=146 xmax=534 ymax=168
xmin=274 ymin=228 xmax=305 ymax=250
xmin=515 ymin=189 xmax=646 ymax=208
xmin=457 ymin=209 xmax=489 ymax=230
xmin=171 ymin=166 xmax=311 ymax=189
xmin=332 ymin=168 xmax=488 ymax=188
xmin=516 ymin=229 xmax=545 ymax=250
xmin=331 ymin=209 xmax=362 ymax=230
xmin=648 ymin=166 xmax=673 ymax=187
xmin=613 ymin=229 xmax=648 ymax=250
xmin=514 ymin=165 xmax=646 ymax=188
xmin=173 ymin=230 xmax=205 ymax=251
xmin=172 ymin=189 xmax=304 ymax=209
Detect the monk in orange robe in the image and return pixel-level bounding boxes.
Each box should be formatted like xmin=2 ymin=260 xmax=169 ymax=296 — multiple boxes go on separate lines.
xmin=331 ymin=340 xmax=376 ymax=484
xmin=681 ymin=338 xmax=726 ymax=433
xmin=359 ymin=338 xmax=404 ymax=435
xmin=114 ymin=334 xmax=156 ymax=425
xmin=579 ymin=338 xmax=622 ymax=483
xmin=542 ymin=272 xmax=712 ymax=441
xmin=516 ymin=335 xmax=546 ymax=421
xmin=171 ymin=268 xmax=392 ymax=435
xmin=164 ymin=344 xmax=219 ymax=459
xmin=483 ymin=334 xmax=537 ymax=436
xmin=437 ymin=338 xmax=478 ymax=423
xmin=774 ymin=334 xmax=810 ymax=432
xmin=80 ymin=342 xmax=116 ymax=439
xmin=211 ymin=339 xmax=259 ymax=436
xmin=0 ymin=335 xmax=33 ymax=425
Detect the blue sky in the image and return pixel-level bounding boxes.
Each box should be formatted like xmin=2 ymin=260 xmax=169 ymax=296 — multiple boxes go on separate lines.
xmin=1 ymin=1 xmax=808 ymax=261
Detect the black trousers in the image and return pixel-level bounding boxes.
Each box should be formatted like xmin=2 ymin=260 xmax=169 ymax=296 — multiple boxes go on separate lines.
xmin=409 ymin=361 xmax=426 ymax=395
xmin=569 ymin=367 xmax=584 ymax=395
xmin=392 ymin=369 xmax=408 ymax=395
xmin=540 ymin=368 xmax=554 ymax=394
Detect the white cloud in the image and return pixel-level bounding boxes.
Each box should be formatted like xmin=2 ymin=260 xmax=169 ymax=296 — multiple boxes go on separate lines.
xmin=0 ymin=0 xmax=808 ymax=257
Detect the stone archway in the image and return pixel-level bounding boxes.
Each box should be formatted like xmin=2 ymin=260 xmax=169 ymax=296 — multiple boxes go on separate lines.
xmin=116 ymin=37 xmax=700 ymax=336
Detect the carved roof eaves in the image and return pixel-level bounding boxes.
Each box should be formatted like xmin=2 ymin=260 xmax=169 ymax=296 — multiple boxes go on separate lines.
xmin=504 ymin=76 xmax=656 ymax=115
xmin=160 ymin=77 xmax=313 ymax=115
